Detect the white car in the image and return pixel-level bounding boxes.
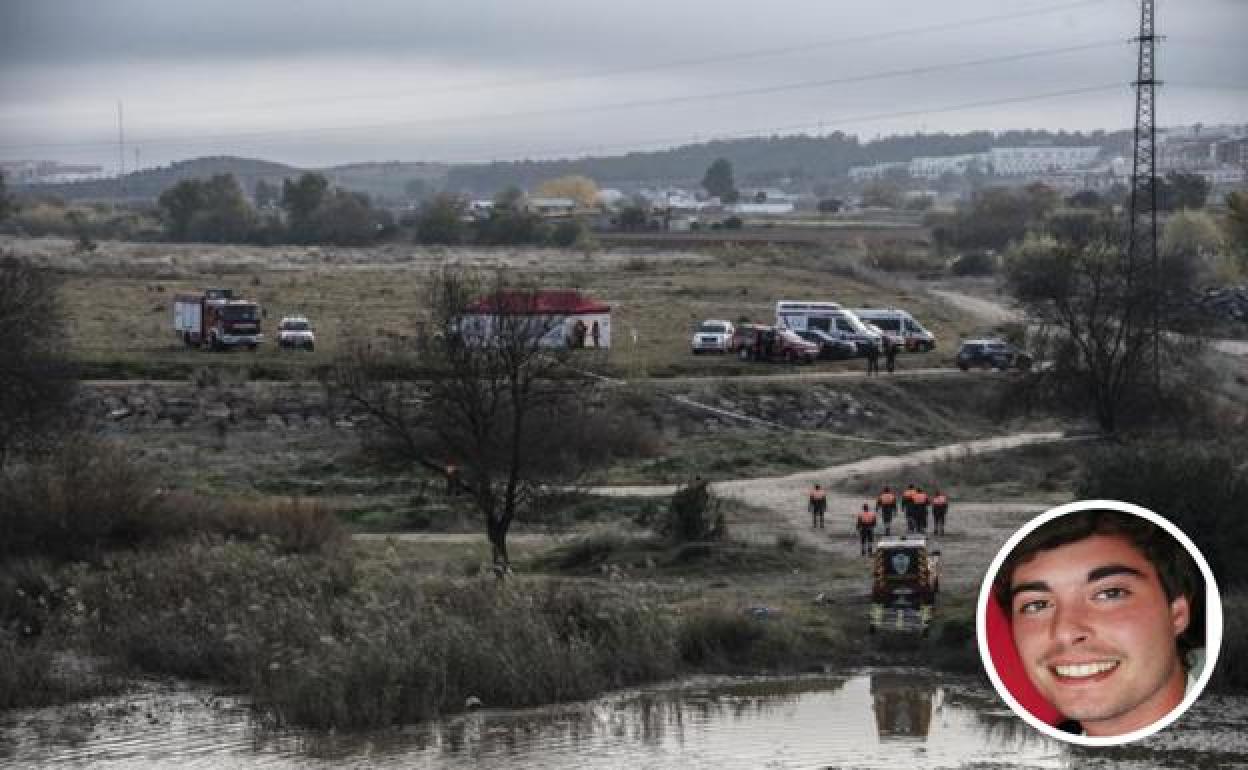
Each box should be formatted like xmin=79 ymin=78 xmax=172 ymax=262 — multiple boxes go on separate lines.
xmin=277 ymin=316 xmax=316 ymax=351
xmin=691 ymin=319 xmax=735 ymax=354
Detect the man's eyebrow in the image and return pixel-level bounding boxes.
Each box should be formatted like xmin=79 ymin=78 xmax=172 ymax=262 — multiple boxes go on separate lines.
xmin=1009 ymin=580 xmax=1050 ymax=601
xmin=1087 ymin=564 xmax=1146 ymax=583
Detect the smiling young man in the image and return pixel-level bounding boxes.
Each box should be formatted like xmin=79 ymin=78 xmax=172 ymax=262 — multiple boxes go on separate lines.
xmin=993 ymin=510 xmax=1205 ymax=737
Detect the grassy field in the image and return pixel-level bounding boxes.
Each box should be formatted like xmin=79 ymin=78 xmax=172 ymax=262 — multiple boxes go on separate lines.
xmin=32 ymin=237 xmax=1017 ymax=380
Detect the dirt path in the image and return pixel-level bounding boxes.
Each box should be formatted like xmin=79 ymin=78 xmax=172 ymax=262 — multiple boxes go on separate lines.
xmin=592 ymin=431 xmax=1076 ymax=594
xmin=930 ymin=286 xmax=1248 ymax=358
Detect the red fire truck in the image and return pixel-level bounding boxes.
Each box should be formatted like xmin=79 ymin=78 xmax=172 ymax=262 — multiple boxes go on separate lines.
xmin=173 ymin=288 xmax=264 ymax=351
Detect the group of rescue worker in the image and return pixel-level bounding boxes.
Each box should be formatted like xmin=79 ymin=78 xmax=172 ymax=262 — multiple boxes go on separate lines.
xmin=808 ymin=482 xmax=950 ymax=557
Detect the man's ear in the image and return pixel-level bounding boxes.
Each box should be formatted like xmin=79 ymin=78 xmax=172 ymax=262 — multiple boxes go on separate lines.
xmin=1170 ymin=595 xmax=1191 ymax=638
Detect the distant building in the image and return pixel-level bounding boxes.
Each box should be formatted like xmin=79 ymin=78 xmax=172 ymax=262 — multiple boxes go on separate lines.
xmin=0 ymin=160 xmax=105 ymax=184
xmin=725 ymin=201 xmax=795 ymax=215
xmin=908 ymin=153 xmax=987 ymax=179
xmin=987 ymin=146 xmax=1101 ymax=176
xmin=526 ymin=197 xmax=578 ymax=217
xmin=848 ymin=161 xmax=909 ymax=182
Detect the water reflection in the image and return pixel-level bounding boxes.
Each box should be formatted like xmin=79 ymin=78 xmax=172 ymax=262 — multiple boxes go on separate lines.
xmin=870 ymin=671 xmax=939 ymax=741
xmin=2 ymin=671 xmax=1244 ymax=768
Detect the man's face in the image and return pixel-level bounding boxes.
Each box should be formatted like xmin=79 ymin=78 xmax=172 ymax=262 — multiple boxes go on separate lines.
xmin=1008 ymin=533 xmax=1191 ymax=736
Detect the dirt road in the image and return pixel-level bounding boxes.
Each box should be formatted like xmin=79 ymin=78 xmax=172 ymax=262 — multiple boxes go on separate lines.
xmin=931 ymin=285 xmax=1248 ymax=358
xmin=592 ymin=430 xmax=1077 ymax=594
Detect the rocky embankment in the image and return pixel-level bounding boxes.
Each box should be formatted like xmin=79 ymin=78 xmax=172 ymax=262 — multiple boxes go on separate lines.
xmin=81 ymin=381 xmax=883 ymax=435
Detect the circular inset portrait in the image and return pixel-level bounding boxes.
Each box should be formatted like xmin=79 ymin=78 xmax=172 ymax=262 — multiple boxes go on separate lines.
xmin=976 ymin=500 xmax=1222 ymax=746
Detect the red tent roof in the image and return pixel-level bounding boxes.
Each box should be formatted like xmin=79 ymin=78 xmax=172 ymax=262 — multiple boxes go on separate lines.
xmin=465 ymin=290 xmax=610 ymax=315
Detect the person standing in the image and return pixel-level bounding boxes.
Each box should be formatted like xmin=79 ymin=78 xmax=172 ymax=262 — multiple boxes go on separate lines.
xmin=445 ymin=461 xmax=460 ymax=497
xmin=865 ymin=341 xmax=880 ymax=375
xmin=912 ymin=487 xmax=931 ymax=534
xmin=856 ymin=503 xmax=878 ymax=556
xmin=591 ymin=320 xmax=601 ymax=348
xmin=808 ymin=483 xmax=827 ymax=529
xmin=902 ymin=484 xmax=918 ymax=533
xmin=931 ymin=489 xmax=949 ymax=535
xmin=885 ymin=341 xmax=899 ymax=373
xmin=876 ymin=486 xmax=898 ymax=536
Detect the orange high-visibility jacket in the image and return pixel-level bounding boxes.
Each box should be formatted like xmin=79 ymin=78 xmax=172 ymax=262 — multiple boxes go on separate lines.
xmin=877 ymin=491 xmax=896 ymax=506
xmin=857 ymin=508 xmax=878 ymax=526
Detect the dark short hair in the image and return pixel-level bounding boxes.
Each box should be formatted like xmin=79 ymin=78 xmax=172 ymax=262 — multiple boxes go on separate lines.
xmin=993 ymin=510 xmax=1205 ymax=666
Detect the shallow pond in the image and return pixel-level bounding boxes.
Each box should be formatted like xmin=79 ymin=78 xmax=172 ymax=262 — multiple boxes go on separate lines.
xmin=2 ymin=668 xmax=1246 ymax=768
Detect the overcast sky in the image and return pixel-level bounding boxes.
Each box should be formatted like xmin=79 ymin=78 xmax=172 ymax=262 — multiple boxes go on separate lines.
xmin=1 ymin=0 xmax=1244 ymax=171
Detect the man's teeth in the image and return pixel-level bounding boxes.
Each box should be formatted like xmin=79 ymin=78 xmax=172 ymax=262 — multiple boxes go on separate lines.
xmin=1054 ymin=661 xmax=1118 ymax=678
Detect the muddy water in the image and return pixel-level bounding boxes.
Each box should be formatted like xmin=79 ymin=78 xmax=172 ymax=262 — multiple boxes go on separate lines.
xmin=2 ymin=669 xmax=1246 ymax=769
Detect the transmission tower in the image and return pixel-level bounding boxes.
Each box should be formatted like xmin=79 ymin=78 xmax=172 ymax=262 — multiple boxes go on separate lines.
xmin=1127 ymin=0 xmax=1161 ymax=388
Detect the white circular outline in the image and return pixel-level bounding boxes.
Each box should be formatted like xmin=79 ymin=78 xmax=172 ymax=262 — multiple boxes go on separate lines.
xmin=975 ymin=499 xmax=1224 ymax=747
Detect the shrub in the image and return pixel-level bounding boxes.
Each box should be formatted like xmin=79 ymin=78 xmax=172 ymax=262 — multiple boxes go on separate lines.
xmin=950 ymin=250 xmax=997 ymax=276
xmin=664 ymin=480 xmax=725 ymax=543
xmin=0 ymin=439 xmax=164 ymax=561
xmin=678 ymin=607 xmax=807 ymax=668
xmin=550 ymin=220 xmax=586 ymax=248
xmin=75 ymin=543 xmax=681 ymax=729
xmin=165 ymin=494 xmax=348 ymax=555
xmin=862 ymin=243 xmax=941 ymax=273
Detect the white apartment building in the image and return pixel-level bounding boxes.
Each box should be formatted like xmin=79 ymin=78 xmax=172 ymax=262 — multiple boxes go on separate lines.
xmin=908 ymin=153 xmax=987 ymax=179
xmin=848 ymin=161 xmax=909 ymax=182
xmin=988 ymin=146 xmax=1101 ymax=176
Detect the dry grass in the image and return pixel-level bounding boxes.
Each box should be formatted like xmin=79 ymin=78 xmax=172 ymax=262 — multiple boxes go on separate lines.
xmin=19 ymin=238 xmax=989 ymax=378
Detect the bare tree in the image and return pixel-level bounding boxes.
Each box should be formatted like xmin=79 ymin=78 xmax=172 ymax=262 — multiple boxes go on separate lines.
xmin=0 ymin=256 xmax=76 ymax=465
xmin=330 ymin=269 xmax=616 ymax=574
xmin=1006 ymin=223 xmax=1195 ymax=433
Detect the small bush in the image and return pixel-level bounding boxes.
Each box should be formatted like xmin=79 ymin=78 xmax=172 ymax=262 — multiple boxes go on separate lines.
xmin=164 ymin=494 xmax=347 ymax=555
xmin=862 ymin=244 xmax=941 ymax=273
xmin=0 ymin=439 xmax=164 ymax=561
xmin=678 ymin=607 xmax=807 ymax=668
xmin=775 ymin=534 xmax=798 ymax=552
xmin=664 ymin=480 xmax=726 ymax=543
xmin=950 ymin=250 xmax=997 ymax=276
xmin=546 ymin=532 xmax=629 ymax=570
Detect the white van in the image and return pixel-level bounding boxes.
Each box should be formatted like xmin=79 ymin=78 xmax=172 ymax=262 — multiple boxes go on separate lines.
xmin=851 ymin=308 xmax=936 ymax=352
xmin=775 ymin=300 xmax=881 ymax=355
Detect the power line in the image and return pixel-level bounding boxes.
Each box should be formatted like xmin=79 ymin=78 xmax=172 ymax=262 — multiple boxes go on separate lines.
xmin=25 ymin=0 xmax=1111 ymax=122
xmin=0 ymin=40 xmax=1126 ymax=152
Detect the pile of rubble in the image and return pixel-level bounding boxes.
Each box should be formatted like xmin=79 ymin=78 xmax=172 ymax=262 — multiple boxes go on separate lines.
xmin=1196 ymin=286 xmax=1248 ymax=323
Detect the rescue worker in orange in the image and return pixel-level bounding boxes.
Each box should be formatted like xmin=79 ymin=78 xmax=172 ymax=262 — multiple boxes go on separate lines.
xmin=902 ymin=484 xmax=918 ymax=533
xmin=808 ymin=484 xmax=828 ymax=529
xmin=912 ymin=487 xmax=931 ymax=534
xmin=931 ymin=489 xmax=950 ymax=535
xmin=875 ymin=485 xmax=898 ymax=536
xmin=856 ymin=503 xmax=878 ymax=556
xmin=445 ymin=461 xmax=460 ymax=497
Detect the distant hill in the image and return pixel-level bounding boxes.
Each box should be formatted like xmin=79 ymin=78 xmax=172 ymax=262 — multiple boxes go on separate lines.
xmin=20 ymin=157 xmax=450 ymax=205
xmin=21 ymin=156 xmax=302 ymax=203
xmin=444 ymin=129 xmax=1135 ymax=194
xmin=18 ymin=128 xmax=1134 ymax=203
xmin=320 ymin=161 xmax=450 ymax=202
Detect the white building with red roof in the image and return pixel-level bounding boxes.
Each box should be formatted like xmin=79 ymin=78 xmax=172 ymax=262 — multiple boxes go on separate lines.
xmin=461 ymin=289 xmax=612 ymax=349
